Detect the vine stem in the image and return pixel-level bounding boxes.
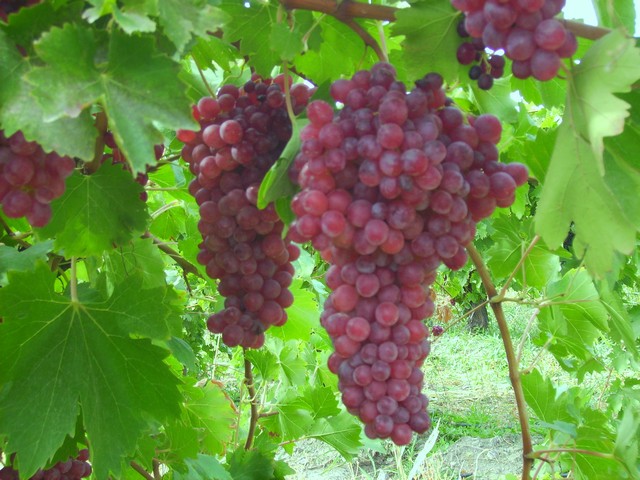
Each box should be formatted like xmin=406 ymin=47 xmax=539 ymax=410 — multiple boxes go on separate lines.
xmin=243 ymin=350 xmax=259 ymax=450
xmin=84 ymin=111 xmax=108 ymax=174
xmin=527 ymin=448 xmax=616 ymax=460
xmin=279 ymin=0 xmax=612 ymax=41
xmin=70 ymin=257 xmax=79 ymax=303
xmin=466 ymin=243 xmax=533 ymax=480
xmin=141 ymin=232 xmax=203 ymax=279
xmin=130 ymin=461 xmax=154 ymax=480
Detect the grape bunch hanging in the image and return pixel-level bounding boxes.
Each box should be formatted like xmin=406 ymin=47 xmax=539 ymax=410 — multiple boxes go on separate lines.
xmin=287 ymin=62 xmax=527 ymax=445
xmin=0 ymin=130 xmax=75 ymax=227
xmin=0 ymin=449 xmax=91 ymax=480
xmin=179 ymin=75 xmax=312 ymax=349
xmin=452 ymin=0 xmax=578 ymax=87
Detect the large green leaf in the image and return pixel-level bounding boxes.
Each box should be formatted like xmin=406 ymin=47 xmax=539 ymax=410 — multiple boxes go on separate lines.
xmin=219 ymin=0 xmax=279 ymax=76
xmin=157 ymin=0 xmax=228 ymax=54
xmin=308 ymin=411 xmax=363 ymax=460
xmin=0 ymin=263 xmax=182 ymax=478
xmin=37 ymin=163 xmax=149 ymax=256
xmin=0 ymin=30 xmax=96 ymax=159
xmin=268 ymin=280 xmax=320 ymax=342
xmin=294 ymin=16 xmax=374 ymax=84
xmin=391 ymin=0 xmax=464 ymax=82
xmin=25 ymin=25 xmax=197 ymax=173
xmin=103 ymin=237 xmax=167 ymax=290
xmin=535 ymin=32 xmax=640 ymax=277
xmin=0 ymin=240 xmax=53 ymax=283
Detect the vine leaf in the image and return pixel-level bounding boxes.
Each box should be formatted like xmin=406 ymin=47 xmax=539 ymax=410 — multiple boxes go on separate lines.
xmin=391 ymin=0 xmax=464 ymax=82
xmin=0 ymin=31 xmax=96 ymax=159
xmin=294 ymin=16 xmax=374 ymax=85
xmin=0 ymin=263 xmax=182 ymax=479
xmin=568 ymin=30 xmax=640 ymax=170
xmin=219 ymin=0 xmax=279 ymax=76
xmin=156 ymin=0 xmax=229 ymax=54
xmin=37 ymin=163 xmax=149 ymax=257
xmin=25 ymin=24 xmax=197 ymax=174
xmin=535 ymin=32 xmax=640 ymax=277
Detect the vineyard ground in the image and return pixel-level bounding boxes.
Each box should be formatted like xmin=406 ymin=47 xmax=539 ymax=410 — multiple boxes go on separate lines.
xmin=282 ymin=302 xmax=609 ymax=479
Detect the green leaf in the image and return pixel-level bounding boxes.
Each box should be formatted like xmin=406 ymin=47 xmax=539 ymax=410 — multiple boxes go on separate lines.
xmin=391 ymin=1 xmax=464 ymax=82
xmin=26 ymin=25 xmax=197 ymax=173
xmin=547 ymin=269 xmax=609 ymax=333
xmin=535 ymin=120 xmax=636 ymax=277
xmin=308 ymin=411 xmax=363 ymax=460
xmin=567 ymin=30 xmax=640 ymax=171
xmin=485 ymin=217 xmax=560 ymax=289
xmin=37 ymin=164 xmax=149 ymax=257
xmin=183 ymin=380 xmax=236 ymax=455
xmin=165 ymin=337 xmax=198 ymax=372
xmin=0 ymin=263 xmax=182 ymax=478
xmin=521 ymin=369 xmax=575 ymax=426
xmin=593 ymin=0 xmax=636 ymax=34
xmin=258 ymin=119 xmax=306 ymax=209
xmin=471 ymin=78 xmax=518 ymax=123
xmin=296 ymin=386 xmax=341 ymax=419
xmin=191 ymin=36 xmax=240 ymax=72
xmin=0 ymin=240 xmax=53 ymax=283
xmin=174 ymin=454 xmax=233 ymax=480
xmin=226 ymin=447 xmax=275 ymax=480
xmin=0 ymin=31 xmax=96 ymax=159
xmin=294 ymin=16 xmax=374 ymax=84
xmin=103 ymin=237 xmax=167 ymax=289
xmin=268 ymin=280 xmax=320 ymax=342
xmin=220 ymin=0 xmax=279 ymax=76
xmin=157 ymin=0 xmax=229 ymax=54
xmin=269 ymin=22 xmax=304 ymax=61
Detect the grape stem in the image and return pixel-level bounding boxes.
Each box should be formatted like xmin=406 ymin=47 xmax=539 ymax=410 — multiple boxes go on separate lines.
xmin=243 ymin=351 xmax=259 ymax=450
xmin=467 ymin=243 xmax=533 ymax=480
xmin=142 ymin=232 xmax=204 ymax=279
xmin=279 ymin=0 xmax=613 ymax=41
xmin=85 ymin=111 xmax=108 ymax=174
xmin=130 ymin=461 xmax=155 ymax=480
xmin=70 ymin=257 xmax=79 ymax=303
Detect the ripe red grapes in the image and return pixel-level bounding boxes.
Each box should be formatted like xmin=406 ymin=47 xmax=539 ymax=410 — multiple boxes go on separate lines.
xmin=179 ymin=74 xmax=312 ymax=349
xmin=452 ymin=0 xmax=577 ymax=83
xmin=289 ymin=62 xmax=527 ymax=445
xmin=0 ymin=449 xmax=91 ymax=480
xmin=0 ymin=0 xmax=40 ymax=21
xmin=0 ymin=130 xmax=75 ymax=227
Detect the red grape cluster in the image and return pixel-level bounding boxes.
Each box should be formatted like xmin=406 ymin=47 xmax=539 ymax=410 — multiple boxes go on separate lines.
xmin=288 ymin=62 xmax=527 ymax=444
xmin=452 ymin=0 xmax=578 ymax=82
xmin=0 ymin=449 xmax=91 ymax=480
xmin=456 ymin=21 xmax=505 ymax=90
xmin=0 ymin=0 xmax=40 ymax=22
xmin=102 ymin=131 xmax=164 ymax=201
xmin=0 ymin=130 xmax=75 ymax=227
xmin=179 ymin=75 xmax=312 ymax=349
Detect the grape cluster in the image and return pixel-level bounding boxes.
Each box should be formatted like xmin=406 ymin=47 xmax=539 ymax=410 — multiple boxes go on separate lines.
xmin=0 ymin=449 xmax=91 ymax=480
xmin=288 ymin=62 xmax=527 ymax=444
xmin=456 ymin=21 xmax=505 ymax=90
xmin=0 ymin=0 xmax=40 ymax=22
xmin=0 ymin=130 xmax=75 ymax=227
xmin=102 ymin=131 xmax=164 ymax=201
xmin=452 ymin=0 xmax=578 ymax=83
xmin=179 ymin=75 xmax=312 ymax=349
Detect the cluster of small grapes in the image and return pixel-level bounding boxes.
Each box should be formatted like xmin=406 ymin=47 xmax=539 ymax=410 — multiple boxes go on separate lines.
xmin=455 ymin=21 xmax=505 ymax=90
xmin=0 ymin=130 xmax=75 ymax=227
xmin=102 ymin=132 xmax=164 ymax=201
xmin=288 ymin=62 xmax=527 ymax=444
xmin=0 ymin=449 xmax=91 ymax=480
xmin=179 ymin=75 xmax=312 ymax=349
xmin=0 ymin=0 xmax=40 ymax=22
xmin=452 ymin=0 xmax=578 ymax=83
